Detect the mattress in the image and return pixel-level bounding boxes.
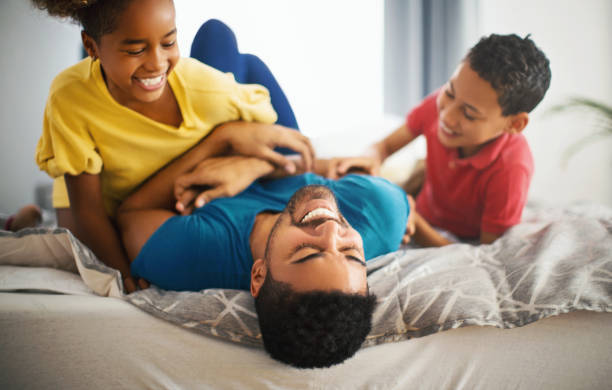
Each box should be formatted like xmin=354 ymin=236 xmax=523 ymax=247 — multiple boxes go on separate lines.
xmin=1 ymin=289 xmax=610 ymax=389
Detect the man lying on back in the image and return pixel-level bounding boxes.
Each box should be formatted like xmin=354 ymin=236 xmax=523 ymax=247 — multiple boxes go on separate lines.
xmin=116 ymin=123 xmax=413 ymax=368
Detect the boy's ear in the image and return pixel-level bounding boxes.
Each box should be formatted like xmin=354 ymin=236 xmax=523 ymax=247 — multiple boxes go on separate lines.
xmin=81 ymin=31 xmax=99 ymax=60
xmin=250 ymin=258 xmax=267 ymax=297
xmin=504 ymin=112 xmax=529 ymax=134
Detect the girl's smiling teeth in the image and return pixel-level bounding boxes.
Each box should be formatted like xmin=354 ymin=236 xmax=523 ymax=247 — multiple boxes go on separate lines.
xmin=135 ymin=74 xmax=165 ymax=88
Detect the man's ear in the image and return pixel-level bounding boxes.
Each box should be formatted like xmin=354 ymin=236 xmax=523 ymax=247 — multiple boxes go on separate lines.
xmin=250 ymin=258 xmax=267 ymax=297
xmin=81 ymin=31 xmax=99 ymax=60
xmin=504 ymin=112 xmax=529 ymax=135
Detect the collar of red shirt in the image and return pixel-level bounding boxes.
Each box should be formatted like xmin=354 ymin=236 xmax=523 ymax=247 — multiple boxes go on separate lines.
xmin=451 ymin=133 xmax=510 ymax=170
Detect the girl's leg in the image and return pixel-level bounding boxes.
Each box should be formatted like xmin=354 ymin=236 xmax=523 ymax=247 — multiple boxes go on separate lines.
xmin=5 ymin=204 xmax=42 ymax=231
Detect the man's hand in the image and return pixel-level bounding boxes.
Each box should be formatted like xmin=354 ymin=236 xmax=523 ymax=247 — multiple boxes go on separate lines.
xmin=211 ymin=122 xmax=315 ymax=173
xmin=174 ymin=156 xmax=274 ymax=215
xmin=401 ymin=195 xmax=416 ymax=245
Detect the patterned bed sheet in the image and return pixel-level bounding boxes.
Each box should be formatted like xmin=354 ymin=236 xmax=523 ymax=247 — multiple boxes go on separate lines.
xmin=1 ymin=202 xmax=611 ymax=348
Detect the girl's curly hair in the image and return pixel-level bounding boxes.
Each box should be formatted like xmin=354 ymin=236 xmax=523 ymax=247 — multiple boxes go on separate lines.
xmin=31 ymin=0 xmax=134 ymax=42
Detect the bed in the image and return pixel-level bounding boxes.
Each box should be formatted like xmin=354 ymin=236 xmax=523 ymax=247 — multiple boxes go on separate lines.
xmin=1 ymin=196 xmax=611 ymax=389
xmin=1 ymin=117 xmax=611 ymax=389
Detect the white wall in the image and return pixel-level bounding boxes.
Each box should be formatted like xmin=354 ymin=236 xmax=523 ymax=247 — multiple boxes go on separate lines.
xmin=1 ymin=0 xmax=610 ymax=214
xmin=477 ymin=0 xmax=612 ymax=207
xmin=0 ymin=1 xmax=81 ymax=213
xmin=173 ymin=0 xmax=384 ymax=138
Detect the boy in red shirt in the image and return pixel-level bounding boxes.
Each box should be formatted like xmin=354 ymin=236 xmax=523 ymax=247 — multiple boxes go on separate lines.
xmin=328 ymin=34 xmax=551 ymax=246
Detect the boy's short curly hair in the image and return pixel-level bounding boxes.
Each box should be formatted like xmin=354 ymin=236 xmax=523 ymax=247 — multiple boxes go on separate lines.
xmin=31 ymin=0 xmax=136 ymax=41
xmin=465 ymin=33 xmax=551 ymax=116
xmin=254 ymin=273 xmax=376 ymax=369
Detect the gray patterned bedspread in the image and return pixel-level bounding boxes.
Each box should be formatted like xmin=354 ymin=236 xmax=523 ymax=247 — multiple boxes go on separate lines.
xmin=1 ymin=203 xmax=611 ymax=348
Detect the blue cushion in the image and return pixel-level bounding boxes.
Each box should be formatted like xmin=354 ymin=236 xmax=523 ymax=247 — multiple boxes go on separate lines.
xmin=190 ymin=19 xmax=299 ymax=131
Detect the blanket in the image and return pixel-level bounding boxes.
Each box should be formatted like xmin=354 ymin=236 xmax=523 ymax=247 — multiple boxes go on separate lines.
xmin=1 ymin=203 xmax=611 ymax=348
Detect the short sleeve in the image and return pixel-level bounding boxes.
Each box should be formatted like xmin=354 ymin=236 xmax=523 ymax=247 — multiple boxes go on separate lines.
xmin=231 ymin=82 xmax=278 ymax=124
xmin=131 ymin=213 xmax=250 ymax=291
xmin=335 ymin=175 xmax=409 ymax=259
xmin=406 ymin=89 xmax=440 ymax=137
xmin=481 ymin=166 xmax=532 ymax=235
xmin=35 ymin=95 xmax=103 ymax=178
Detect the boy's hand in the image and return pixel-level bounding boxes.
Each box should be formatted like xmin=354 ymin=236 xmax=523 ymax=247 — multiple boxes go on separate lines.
xmin=174 ymin=156 xmax=274 ymax=215
xmin=324 ymin=156 xmax=381 ymax=179
xmin=212 ymin=122 xmax=315 ymax=173
xmin=401 ymin=195 xmax=416 ymax=245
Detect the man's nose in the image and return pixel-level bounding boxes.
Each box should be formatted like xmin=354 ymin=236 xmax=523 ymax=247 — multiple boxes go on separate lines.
xmin=315 ymin=220 xmax=354 ymax=251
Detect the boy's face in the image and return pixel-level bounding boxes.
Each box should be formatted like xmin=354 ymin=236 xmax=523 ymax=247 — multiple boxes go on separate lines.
xmin=436 ymin=62 xmax=521 ymax=157
xmin=83 ymin=0 xmax=180 ymax=109
xmin=251 ymin=185 xmax=367 ymax=297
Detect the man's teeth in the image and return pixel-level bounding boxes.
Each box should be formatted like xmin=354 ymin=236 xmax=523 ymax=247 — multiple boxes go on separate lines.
xmin=301 ymin=208 xmax=337 ymax=223
xmin=138 ymin=75 xmax=163 ymax=86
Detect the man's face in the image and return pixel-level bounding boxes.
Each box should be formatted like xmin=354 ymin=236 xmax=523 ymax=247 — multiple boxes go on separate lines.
xmin=251 ymin=185 xmax=367 ymax=296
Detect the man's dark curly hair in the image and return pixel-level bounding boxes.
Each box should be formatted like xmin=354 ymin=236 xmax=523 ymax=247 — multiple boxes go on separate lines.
xmin=254 ymin=273 xmax=377 ymax=369
xmin=31 ymin=0 xmax=141 ymax=42
xmin=465 ymin=33 xmax=551 ymax=116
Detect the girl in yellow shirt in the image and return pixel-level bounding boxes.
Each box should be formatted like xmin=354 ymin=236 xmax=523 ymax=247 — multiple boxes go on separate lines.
xmin=33 ymin=0 xmax=313 ymax=292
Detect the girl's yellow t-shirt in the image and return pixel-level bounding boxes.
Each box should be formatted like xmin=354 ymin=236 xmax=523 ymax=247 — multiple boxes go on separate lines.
xmin=36 ymin=57 xmax=277 ymax=217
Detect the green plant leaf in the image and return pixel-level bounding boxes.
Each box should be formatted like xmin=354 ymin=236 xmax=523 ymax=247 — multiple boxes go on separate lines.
xmin=548 ymin=97 xmax=612 ymax=167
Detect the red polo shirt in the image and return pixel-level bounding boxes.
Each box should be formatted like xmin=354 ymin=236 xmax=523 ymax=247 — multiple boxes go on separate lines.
xmin=408 ymin=90 xmax=533 ymax=238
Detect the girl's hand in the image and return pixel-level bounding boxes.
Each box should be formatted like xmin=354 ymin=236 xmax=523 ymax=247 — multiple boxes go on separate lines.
xmin=212 ymin=122 xmax=315 ymax=173
xmin=174 ymin=156 xmax=274 ymax=215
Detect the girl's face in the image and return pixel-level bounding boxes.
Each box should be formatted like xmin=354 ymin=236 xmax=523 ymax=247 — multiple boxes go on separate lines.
xmin=83 ymin=0 xmax=179 ymax=108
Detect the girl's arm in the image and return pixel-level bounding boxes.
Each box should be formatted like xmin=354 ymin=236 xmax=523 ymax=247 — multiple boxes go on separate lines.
xmin=66 ymin=128 xmax=228 ymax=285
xmin=116 ymin=126 xmax=284 ymax=260
xmin=64 ymin=173 xmax=146 ymax=293
xmin=119 ymin=156 xmax=275 ymax=260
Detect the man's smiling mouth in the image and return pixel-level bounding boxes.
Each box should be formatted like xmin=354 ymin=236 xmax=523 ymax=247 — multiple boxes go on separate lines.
xmin=301 ymin=207 xmax=338 ymax=223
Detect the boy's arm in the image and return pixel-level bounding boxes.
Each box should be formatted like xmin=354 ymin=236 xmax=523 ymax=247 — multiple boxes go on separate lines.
xmin=411 ymin=211 xmax=453 ymax=247
xmin=325 ymin=124 xmax=418 ymax=179
xmin=374 ymin=123 xmax=418 ymax=162
xmin=480 ymin=231 xmax=501 ymax=244
xmin=413 ymin=214 xmax=502 ymax=246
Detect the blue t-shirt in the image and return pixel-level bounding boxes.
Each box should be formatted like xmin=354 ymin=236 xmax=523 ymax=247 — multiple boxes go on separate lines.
xmin=131 ymin=173 xmax=409 ymax=291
